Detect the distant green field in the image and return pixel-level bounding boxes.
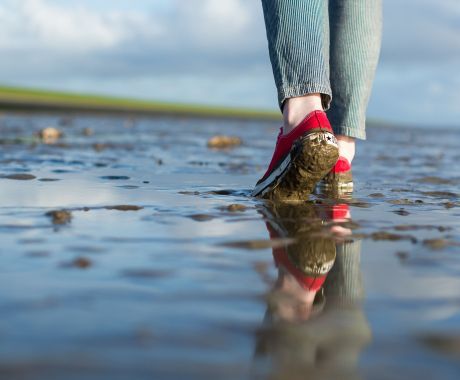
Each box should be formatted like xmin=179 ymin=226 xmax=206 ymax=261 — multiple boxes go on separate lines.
xmin=0 ymin=85 xmax=281 ymax=120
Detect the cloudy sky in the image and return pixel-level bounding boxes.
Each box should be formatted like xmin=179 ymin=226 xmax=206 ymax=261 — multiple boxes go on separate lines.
xmin=0 ymin=0 xmax=458 ymax=126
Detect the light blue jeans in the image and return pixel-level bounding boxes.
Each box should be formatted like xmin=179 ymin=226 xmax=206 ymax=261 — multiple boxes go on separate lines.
xmin=261 ymin=0 xmax=382 ymax=139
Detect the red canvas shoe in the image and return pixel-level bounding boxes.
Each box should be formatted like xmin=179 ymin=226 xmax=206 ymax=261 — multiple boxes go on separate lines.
xmin=321 ymin=156 xmax=353 ymax=190
xmin=252 ymin=110 xmax=339 ymax=200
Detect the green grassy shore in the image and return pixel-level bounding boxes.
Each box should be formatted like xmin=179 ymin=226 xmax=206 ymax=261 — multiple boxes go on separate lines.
xmin=0 ymin=86 xmax=281 ymax=121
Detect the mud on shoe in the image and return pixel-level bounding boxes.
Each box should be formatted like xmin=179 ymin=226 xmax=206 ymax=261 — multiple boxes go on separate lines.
xmin=251 ymin=110 xmax=339 ymax=201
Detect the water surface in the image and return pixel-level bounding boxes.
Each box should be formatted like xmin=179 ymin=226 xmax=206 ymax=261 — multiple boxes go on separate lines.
xmin=0 ymin=113 xmax=459 ymax=379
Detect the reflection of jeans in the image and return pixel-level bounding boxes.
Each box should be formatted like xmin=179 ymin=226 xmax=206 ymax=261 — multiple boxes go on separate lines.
xmin=261 ymin=0 xmax=382 ymax=139
xmin=325 ymin=239 xmax=363 ymax=306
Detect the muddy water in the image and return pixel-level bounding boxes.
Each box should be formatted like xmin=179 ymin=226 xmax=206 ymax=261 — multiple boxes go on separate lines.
xmin=0 ymin=113 xmax=459 ymax=379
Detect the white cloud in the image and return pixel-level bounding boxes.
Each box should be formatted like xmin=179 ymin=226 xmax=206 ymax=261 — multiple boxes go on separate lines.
xmin=0 ymin=0 xmax=267 ymax=78
xmin=0 ymin=0 xmax=264 ymax=54
xmin=175 ymin=0 xmax=255 ymax=49
xmin=0 ymin=0 xmax=161 ymax=52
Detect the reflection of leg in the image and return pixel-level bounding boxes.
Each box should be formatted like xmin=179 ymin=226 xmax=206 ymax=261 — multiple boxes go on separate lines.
xmin=255 ymin=1 xmax=339 ymax=200
xmin=325 ymin=240 xmax=363 ymax=305
xmin=319 ymin=239 xmax=370 ymax=370
xmin=260 ymin=202 xmax=338 ymax=322
xmin=261 ymin=0 xmax=331 ymax=112
xmin=255 ymin=237 xmax=371 ymax=374
xmin=328 ymin=0 xmax=382 ymax=141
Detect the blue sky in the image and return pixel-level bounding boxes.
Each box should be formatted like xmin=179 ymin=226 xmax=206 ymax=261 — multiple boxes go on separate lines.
xmin=0 ymin=0 xmax=458 ymax=126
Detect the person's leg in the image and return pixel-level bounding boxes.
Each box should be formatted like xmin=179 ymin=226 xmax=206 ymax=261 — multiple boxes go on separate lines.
xmin=261 ymin=0 xmax=331 ymax=134
xmin=328 ymin=0 xmax=382 ymax=162
xmin=254 ymin=0 xmax=339 ymax=199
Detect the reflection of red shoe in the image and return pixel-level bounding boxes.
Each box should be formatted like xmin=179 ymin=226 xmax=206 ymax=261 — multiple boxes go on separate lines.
xmin=313 ymin=203 xmax=352 ymax=238
xmin=252 ymin=110 xmax=338 ymax=200
xmin=272 ymin=243 xmax=331 ymax=292
xmin=260 ymin=203 xmax=336 ymax=292
xmin=330 ymin=204 xmax=351 ymax=221
xmin=329 ymin=204 xmax=352 ymax=237
xmin=321 ymin=156 xmax=353 ymax=190
xmin=315 ymin=203 xmax=350 ymax=220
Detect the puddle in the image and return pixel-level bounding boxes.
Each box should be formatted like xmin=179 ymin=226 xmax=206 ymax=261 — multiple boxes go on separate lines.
xmin=0 ymin=113 xmax=459 ymax=379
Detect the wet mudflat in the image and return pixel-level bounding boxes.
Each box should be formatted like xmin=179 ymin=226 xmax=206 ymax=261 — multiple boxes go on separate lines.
xmin=0 ymin=113 xmax=459 ymax=380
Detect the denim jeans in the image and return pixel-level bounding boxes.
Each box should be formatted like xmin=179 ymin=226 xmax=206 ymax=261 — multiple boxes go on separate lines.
xmin=261 ymin=0 xmax=382 ymax=139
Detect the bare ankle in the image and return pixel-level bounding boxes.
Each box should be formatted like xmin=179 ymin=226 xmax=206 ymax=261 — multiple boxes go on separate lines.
xmin=282 ymin=94 xmax=323 ymax=134
xmin=336 ymin=135 xmax=355 ymax=163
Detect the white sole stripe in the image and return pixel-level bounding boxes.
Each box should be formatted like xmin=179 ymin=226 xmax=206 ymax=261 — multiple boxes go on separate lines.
xmin=251 ymin=152 xmax=292 ymax=197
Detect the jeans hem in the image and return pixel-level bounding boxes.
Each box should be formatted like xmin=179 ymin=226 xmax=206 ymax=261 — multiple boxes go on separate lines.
xmin=332 ymin=125 xmax=366 ymax=140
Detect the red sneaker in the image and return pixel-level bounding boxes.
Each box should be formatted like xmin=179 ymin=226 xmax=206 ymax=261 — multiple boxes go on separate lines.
xmin=321 ymin=156 xmax=353 ymax=190
xmin=252 ymin=110 xmax=339 ymax=200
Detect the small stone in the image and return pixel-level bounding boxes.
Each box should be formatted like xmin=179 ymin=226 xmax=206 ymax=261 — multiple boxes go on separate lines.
xmin=423 ymin=238 xmax=452 ymax=250
xmin=207 ymin=135 xmax=242 ymax=149
xmin=224 ymin=204 xmax=247 ymax=212
xmin=188 ymin=214 xmax=215 ymax=222
xmin=38 ymin=127 xmax=62 ymax=143
xmin=82 ymin=127 xmax=94 ymax=136
xmin=443 ymin=202 xmax=457 ymax=209
xmin=72 ymin=257 xmax=92 ymax=269
xmin=92 ymin=143 xmax=106 ymax=152
xmin=45 ymin=209 xmax=72 ymax=225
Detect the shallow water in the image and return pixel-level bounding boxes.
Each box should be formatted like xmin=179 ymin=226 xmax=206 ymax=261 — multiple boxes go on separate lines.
xmin=0 ymin=113 xmax=459 ymax=379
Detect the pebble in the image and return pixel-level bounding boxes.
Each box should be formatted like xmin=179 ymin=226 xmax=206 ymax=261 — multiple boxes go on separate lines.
xmin=207 ymin=135 xmax=242 ymax=149
xmin=45 ymin=209 xmax=72 ymax=225
xmin=38 ymin=127 xmax=62 ymax=142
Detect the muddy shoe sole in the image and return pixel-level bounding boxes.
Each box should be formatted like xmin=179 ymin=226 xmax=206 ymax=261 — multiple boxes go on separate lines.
xmin=257 ymin=130 xmax=339 ymax=201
